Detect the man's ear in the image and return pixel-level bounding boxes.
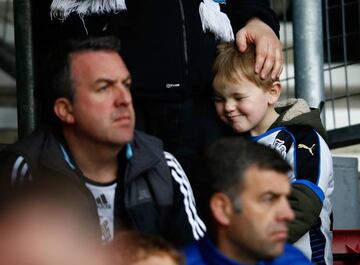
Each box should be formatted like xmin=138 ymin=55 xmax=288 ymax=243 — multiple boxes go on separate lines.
xmin=210 ymin=193 xmax=233 ymax=227
xmin=267 ymin=81 xmax=282 ymax=105
xmin=54 ymin=98 xmax=75 ymax=124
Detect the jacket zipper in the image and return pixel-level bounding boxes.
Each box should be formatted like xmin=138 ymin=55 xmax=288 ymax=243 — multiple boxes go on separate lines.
xmin=178 ymin=0 xmax=189 ymax=78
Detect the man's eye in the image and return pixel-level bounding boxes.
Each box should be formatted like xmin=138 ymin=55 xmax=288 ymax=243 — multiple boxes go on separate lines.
xmin=262 ymin=194 xmax=275 ymax=204
xmin=234 ymin=97 xmax=245 ymax=101
xmin=97 ymin=84 xmax=109 ymax=91
xmin=124 ymin=82 xmax=131 ymax=90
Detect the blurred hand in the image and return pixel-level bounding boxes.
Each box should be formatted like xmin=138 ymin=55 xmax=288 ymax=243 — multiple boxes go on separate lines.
xmin=236 ymin=17 xmax=283 ymax=80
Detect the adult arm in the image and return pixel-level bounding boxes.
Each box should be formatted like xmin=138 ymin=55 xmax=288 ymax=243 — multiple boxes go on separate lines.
xmin=0 ymin=152 xmax=33 ymax=203
xmin=225 ymin=0 xmax=282 ymax=79
xmin=164 ymin=152 xmax=206 ymax=247
xmin=0 ymin=152 xmax=32 ymax=188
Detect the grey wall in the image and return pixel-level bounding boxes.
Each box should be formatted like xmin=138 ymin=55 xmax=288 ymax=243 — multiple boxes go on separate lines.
xmin=332 ymin=156 xmax=360 ymax=229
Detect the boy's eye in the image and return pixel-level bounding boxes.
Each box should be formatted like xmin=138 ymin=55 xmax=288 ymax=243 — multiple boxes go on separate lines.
xmin=234 ymin=96 xmax=246 ymax=101
xmin=214 ymin=96 xmax=224 ymax=103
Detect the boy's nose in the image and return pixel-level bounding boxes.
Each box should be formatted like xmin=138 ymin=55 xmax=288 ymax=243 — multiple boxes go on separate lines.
xmin=224 ymin=101 xmax=235 ymax=112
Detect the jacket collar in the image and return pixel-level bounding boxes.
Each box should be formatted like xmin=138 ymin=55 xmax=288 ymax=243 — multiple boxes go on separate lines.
xmin=39 ymin=132 xmax=81 ymax=182
xmin=197 ymin=236 xmax=267 ymax=265
xmin=40 ymin=130 xmax=163 ymax=184
xmin=125 ymin=130 xmax=163 ymax=182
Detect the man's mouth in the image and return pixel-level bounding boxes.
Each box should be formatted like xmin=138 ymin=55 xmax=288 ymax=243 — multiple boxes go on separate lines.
xmin=270 ymin=230 xmax=288 ymax=242
xmin=113 ymin=114 xmax=131 ymax=124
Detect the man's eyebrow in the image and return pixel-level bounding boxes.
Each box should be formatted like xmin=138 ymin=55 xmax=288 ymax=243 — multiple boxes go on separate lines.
xmin=94 ymin=75 xmax=131 ymax=85
xmin=122 ymin=75 xmax=132 ymax=84
xmin=260 ymin=191 xmax=280 ymax=197
xmin=95 ymin=78 xmax=117 ymax=84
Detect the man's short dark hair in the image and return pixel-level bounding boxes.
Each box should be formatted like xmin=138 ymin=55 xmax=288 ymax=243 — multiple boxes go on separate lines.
xmin=39 ymin=36 xmax=121 ymax=127
xmin=200 ymin=137 xmax=291 ymax=231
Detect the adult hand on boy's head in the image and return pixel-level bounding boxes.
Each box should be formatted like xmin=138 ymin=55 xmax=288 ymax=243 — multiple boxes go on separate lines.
xmin=236 ymin=17 xmax=283 ymax=80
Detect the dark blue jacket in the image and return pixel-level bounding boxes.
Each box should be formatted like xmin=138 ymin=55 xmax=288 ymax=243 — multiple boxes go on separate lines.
xmin=0 ymin=130 xmax=204 ymax=246
xmin=183 ymin=236 xmax=312 ymax=265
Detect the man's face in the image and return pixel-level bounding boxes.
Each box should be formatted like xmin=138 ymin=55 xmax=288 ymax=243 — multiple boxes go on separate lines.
xmin=66 ymin=50 xmax=135 ymax=147
xmin=224 ymin=166 xmax=294 ymax=263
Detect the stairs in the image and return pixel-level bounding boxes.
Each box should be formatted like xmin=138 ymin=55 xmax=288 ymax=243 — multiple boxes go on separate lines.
xmin=0 ymin=0 xmax=17 ymax=143
xmin=0 ymin=68 xmax=17 ymax=143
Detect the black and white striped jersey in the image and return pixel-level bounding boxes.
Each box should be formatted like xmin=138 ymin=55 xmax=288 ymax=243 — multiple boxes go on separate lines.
xmin=249 ymin=125 xmax=334 ymax=265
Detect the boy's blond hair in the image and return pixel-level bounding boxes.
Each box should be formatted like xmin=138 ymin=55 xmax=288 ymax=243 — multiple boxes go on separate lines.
xmin=213 ymin=42 xmax=274 ymax=90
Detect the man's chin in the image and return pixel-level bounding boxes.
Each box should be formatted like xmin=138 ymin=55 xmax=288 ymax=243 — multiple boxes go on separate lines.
xmin=263 ymin=243 xmax=286 ymax=260
xmin=111 ymin=131 xmax=134 ymax=146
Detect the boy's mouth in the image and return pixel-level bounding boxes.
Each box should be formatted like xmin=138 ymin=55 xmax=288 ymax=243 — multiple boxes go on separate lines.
xmin=226 ymin=114 xmax=243 ymax=119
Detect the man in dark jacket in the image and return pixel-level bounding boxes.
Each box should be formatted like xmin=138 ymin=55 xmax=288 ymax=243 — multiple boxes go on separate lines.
xmin=183 ymin=138 xmax=311 ymax=265
xmin=0 ymin=37 xmax=205 ymax=246
xmin=32 ymin=1 xmax=282 ymax=188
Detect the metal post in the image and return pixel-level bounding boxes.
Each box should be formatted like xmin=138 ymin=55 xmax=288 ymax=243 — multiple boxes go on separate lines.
xmin=292 ymin=0 xmax=325 ymax=113
xmin=13 ymin=0 xmax=37 ymax=138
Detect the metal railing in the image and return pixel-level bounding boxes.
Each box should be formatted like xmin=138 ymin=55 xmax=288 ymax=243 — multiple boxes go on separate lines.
xmin=271 ymin=0 xmax=360 ymax=148
xmin=0 ymin=0 xmax=15 ymax=78
xmin=0 ymin=0 xmax=359 ymax=147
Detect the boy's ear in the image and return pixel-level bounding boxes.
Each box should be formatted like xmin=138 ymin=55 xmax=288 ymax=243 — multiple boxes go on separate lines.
xmin=210 ymin=193 xmax=234 ymax=227
xmin=267 ymin=81 xmax=282 ymax=105
xmin=53 ymin=98 xmax=75 ymax=124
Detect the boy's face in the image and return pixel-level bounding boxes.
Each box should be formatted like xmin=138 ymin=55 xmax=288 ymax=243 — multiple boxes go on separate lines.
xmin=213 ymin=77 xmax=272 ymax=136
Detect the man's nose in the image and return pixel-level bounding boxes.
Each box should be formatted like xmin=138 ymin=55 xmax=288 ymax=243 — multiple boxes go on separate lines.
xmin=277 ymin=197 xmax=295 ymax=222
xmin=114 ymin=86 xmax=132 ymax=106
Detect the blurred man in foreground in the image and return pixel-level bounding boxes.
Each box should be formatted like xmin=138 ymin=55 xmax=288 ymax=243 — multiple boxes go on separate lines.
xmin=184 ymin=138 xmax=311 ymax=265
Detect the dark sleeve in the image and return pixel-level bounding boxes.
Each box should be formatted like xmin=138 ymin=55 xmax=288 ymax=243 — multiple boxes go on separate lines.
xmin=286 ymin=125 xmax=330 ymax=242
xmin=164 ymin=152 xmax=206 ymax=247
xmin=225 ymin=0 xmax=280 ymax=38
xmin=0 ymin=151 xmax=32 ymax=200
xmin=288 ymin=184 xmax=322 ymax=243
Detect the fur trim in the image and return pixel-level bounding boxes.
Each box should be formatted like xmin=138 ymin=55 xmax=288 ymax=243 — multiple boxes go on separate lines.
xmin=50 ymin=0 xmax=127 ymax=20
xmin=199 ymin=0 xmax=234 ymax=42
xmin=275 ymin=98 xmax=311 ymax=122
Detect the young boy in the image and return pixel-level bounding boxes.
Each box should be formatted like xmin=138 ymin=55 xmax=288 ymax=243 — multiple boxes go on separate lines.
xmin=212 ymin=42 xmax=334 ymax=265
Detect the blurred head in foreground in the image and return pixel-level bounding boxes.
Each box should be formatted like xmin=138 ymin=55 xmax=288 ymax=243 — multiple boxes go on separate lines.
xmin=0 ymin=181 xmax=106 ymax=265
xmin=107 ymin=230 xmax=184 ymax=265
xmin=201 ymin=137 xmax=294 ymax=264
